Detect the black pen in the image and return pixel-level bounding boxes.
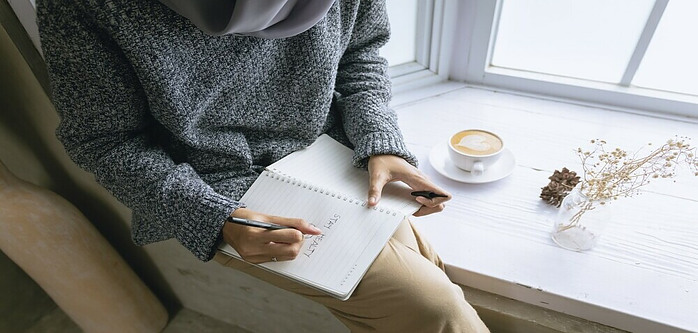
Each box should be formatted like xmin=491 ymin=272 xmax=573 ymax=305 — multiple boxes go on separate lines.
xmin=411 ymin=191 xmax=448 ymax=199
xmin=226 ymin=216 xmax=290 ymax=230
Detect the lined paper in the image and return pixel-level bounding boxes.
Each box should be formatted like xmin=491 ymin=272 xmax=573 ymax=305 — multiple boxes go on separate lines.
xmin=218 ymin=171 xmax=404 ymax=300
xmin=268 ymin=134 xmax=422 ymax=215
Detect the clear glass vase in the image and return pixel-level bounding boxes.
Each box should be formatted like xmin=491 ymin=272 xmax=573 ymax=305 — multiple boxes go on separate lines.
xmin=551 ymin=184 xmax=611 ymax=251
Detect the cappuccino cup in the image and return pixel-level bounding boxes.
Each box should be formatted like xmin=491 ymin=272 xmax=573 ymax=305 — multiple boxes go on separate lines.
xmin=448 ymin=129 xmax=504 ymax=176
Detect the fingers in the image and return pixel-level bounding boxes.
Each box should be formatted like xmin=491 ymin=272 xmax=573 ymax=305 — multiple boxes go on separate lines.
xmin=410 ymin=177 xmax=451 ymax=216
xmin=263 ymin=227 xmax=305 ymax=244
xmin=368 ymin=155 xmax=452 ymax=216
xmin=223 ymin=209 xmax=321 ymax=263
xmin=368 ymin=170 xmax=389 ymax=206
xmin=403 ymin=174 xmax=452 ymax=205
xmin=230 ymin=226 xmax=306 ymax=264
xmin=413 ymin=203 xmax=446 ymax=217
xmin=276 ymin=216 xmax=322 ymax=235
xmin=244 ymin=241 xmax=304 ymax=264
xmin=415 ymin=196 xmax=444 ymax=207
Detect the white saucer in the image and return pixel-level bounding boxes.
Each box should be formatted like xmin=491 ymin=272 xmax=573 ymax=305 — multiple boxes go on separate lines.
xmin=429 ymin=143 xmax=516 ymax=184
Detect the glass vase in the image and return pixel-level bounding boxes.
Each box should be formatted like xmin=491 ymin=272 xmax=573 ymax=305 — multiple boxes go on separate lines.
xmin=551 ymin=184 xmax=611 ymax=251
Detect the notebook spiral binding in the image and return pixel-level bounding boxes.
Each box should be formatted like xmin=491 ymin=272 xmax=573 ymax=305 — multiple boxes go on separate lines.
xmin=265 ymin=171 xmax=397 ymax=216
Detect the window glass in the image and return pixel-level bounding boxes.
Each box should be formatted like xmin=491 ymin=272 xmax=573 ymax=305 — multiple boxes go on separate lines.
xmin=381 ymin=0 xmax=419 ymax=66
xmin=491 ymin=0 xmax=654 ymax=83
xmin=633 ymin=0 xmax=698 ymax=96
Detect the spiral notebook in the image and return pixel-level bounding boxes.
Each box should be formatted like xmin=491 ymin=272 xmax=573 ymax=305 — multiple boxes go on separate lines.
xmin=218 ymin=135 xmax=421 ymax=300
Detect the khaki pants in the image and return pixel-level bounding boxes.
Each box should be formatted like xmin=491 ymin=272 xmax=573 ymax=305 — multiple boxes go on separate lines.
xmin=214 ymin=219 xmax=489 ymax=333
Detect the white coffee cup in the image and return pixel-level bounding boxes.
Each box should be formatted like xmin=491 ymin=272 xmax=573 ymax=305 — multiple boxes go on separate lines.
xmin=447 ymin=129 xmax=504 ymax=176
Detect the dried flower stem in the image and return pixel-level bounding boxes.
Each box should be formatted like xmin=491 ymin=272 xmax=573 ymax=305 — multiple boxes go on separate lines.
xmin=556 ymin=137 xmax=698 ymax=231
xmin=577 ymin=137 xmax=698 ymax=202
xmin=556 ymin=201 xmax=595 ymax=232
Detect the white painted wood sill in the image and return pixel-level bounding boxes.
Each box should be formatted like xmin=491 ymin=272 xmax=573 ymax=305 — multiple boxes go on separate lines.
xmin=392 ymin=84 xmax=698 ymax=333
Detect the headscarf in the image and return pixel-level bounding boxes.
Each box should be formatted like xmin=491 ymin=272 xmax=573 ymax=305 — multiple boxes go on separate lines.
xmin=159 ymin=0 xmax=335 ymax=38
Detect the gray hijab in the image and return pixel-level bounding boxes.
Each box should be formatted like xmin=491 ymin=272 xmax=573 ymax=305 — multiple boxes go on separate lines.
xmin=159 ymin=0 xmax=335 ymax=38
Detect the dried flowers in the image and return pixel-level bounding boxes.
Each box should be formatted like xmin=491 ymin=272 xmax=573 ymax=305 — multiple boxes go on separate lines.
xmin=551 ymin=137 xmax=698 ymax=233
xmin=577 ymin=137 xmax=698 ymax=203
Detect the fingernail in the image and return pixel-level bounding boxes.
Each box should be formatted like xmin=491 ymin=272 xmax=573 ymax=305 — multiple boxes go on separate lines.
xmin=369 ymin=196 xmax=377 ymax=205
xmin=310 ymin=225 xmax=322 ymax=233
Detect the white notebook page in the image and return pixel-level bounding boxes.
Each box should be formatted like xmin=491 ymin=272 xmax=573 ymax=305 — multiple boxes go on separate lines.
xmin=218 ymin=171 xmax=404 ymax=300
xmin=268 ymin=134 xmax=421 ymax=215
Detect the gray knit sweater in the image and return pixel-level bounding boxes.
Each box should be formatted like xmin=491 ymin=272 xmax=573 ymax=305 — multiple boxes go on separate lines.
xmin=37 ymin=0 xmax=417 ymax=261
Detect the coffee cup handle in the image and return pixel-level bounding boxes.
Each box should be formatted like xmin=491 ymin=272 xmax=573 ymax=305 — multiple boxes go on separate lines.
xmin=471 ymin=161 xmax=484 ymax=176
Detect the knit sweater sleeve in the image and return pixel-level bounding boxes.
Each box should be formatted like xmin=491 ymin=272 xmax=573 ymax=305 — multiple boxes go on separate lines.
xmin=37 ymin=1 xmax=239 ymax=261
xmin=334 ymin=0 xmax=418 ymax=169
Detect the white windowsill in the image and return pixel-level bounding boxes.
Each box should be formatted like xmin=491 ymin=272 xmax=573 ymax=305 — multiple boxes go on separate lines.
xmin=391 ymin=82 xmax=698 ymax=333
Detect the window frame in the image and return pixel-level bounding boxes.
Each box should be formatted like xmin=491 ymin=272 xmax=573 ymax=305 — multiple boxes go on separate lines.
xmin=386 ymin=0 xmax=457 ymax=80
xmin=450 ymin=0 xmax=698 ymax=119
xmin=388 ymin=0 xmax=468 ymax=103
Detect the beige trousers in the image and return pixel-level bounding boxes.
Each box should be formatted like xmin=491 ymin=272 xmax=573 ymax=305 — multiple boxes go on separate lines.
xmin=214 ymin=219 xmax=490 ymax=333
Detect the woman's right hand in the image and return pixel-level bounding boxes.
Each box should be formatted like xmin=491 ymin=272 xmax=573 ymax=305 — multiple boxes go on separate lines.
xmin=222 ymin=208 xmax=322 ymax=264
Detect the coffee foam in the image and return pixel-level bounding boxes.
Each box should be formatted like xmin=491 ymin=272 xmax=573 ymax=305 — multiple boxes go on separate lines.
xmin=458 ymin=135 xmax=492 ymax=152
xmin=450 ymin=130 xmax=503 ymax=156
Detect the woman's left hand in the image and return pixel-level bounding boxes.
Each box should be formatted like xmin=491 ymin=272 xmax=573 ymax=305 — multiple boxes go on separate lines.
xmin=367 ymin=154 xmax=452 ymax=217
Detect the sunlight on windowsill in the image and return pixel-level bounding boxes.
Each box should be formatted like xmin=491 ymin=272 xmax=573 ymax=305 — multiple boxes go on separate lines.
xmin=392 ymin=82 xmax=698 ymax=333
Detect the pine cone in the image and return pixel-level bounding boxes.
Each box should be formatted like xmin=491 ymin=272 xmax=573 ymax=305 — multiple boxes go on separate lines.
xmin=548 ymin=167 xmax=581 ymax=187
xmin=540 ymin=168 xmax=580 ymax=207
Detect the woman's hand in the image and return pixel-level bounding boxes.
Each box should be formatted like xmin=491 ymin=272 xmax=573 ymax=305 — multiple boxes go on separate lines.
xmin=222 ymin=208 xmax=322 ymax=264
xmin=368 ymin=155 xmax=452 ymax=217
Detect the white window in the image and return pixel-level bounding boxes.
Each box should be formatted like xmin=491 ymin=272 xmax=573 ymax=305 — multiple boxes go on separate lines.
xmin=456 ymin=0 xmax=698 ymax=118
xmin=383 ymin=0 xmax=442 ymax=79
xmin=382 ymin=0 xmax=420 ymax=67
xmin=632 ymin=0 xmax=698 ymax=96
xmin=491 ymin=0 xmax=654 ymax=84
xmin=383 ymin=0 xmax=463 ymax=98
